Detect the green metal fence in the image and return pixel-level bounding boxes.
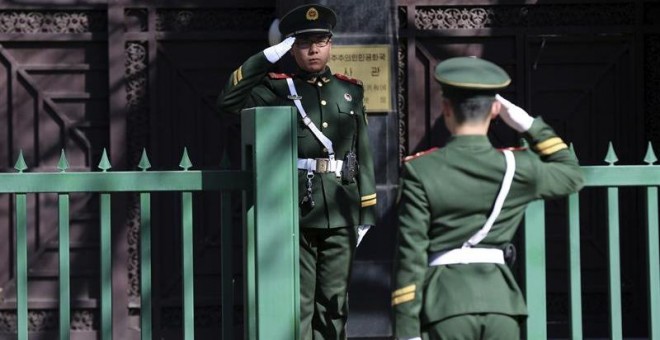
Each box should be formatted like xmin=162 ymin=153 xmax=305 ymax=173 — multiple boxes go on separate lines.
xmin=524 ymin=143 xmax=660 ymax=340
xmin=4 ymin=108 xmax=660 ymax=339
xmin=0 ymin=106 xmax=300 ymax=340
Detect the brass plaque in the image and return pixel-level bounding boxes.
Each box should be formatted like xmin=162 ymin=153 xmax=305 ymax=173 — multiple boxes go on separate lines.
xmin=328 ymin=44 xmax=392 ymax=113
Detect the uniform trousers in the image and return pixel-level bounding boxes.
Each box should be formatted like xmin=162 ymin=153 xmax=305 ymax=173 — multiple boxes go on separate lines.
xmin=299 ymin=226 xmax=357 ymax=340
xmin=423 ymin=313 xmax=520 ymax=340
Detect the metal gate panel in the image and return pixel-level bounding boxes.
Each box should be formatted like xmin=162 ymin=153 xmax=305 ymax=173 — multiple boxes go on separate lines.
xmin=0 ymin=1 xmax=277 ymax=337
xmin=0 ymin=7 xmax=109 ymax=335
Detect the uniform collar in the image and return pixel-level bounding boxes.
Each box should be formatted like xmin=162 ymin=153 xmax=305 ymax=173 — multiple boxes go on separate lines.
xmin=296 ymin=67 xmax=333 ymax=84
xmin=446 ymin=134 xmax=493 ymax=148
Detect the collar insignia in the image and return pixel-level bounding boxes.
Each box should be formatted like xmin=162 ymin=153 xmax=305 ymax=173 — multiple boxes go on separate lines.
xmin=344 ymin=93 xmax=352 ymax=102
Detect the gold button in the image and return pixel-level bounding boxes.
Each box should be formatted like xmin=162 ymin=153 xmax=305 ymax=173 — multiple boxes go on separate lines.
xmin=317 ymin=82 xmax=323 ymax=87
xmin=321 ymin=100 xmax=327 ymax=105
xmin=322 ymin=122 xmax=328 ymax=128
xmin=323 ymin=148 xmax=328 ymax=153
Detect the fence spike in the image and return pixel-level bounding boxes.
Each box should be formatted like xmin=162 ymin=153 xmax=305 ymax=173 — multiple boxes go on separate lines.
xmin=604 ymin=142 xmax=618 ymax=166
xmin=57 ymin=149 xmax=69 ymax=172
xmin=179 ymin=147 xmax=192 ymax=171
xmin=138 ymin=148 xmax=151 ymax=171
xmin=644 ymin=142 xmax=657 ymax=165
xmin=14 ymin=150 xmax=28 ymax=173
xmin=98 ymin=148 xmax=112 ymax=172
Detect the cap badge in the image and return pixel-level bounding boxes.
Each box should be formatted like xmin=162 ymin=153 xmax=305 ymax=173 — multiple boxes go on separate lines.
xmin=306 ymin=7 xmax=319 ymax=21
xmin=344 ymin=93 xmax=352 ymax=102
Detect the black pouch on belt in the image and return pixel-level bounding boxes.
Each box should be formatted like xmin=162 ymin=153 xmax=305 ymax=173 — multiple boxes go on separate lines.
xmin=341 ymin=151 xmax=358 ymax=184
xmin=341 ymin=117 xmax=360 ymax=184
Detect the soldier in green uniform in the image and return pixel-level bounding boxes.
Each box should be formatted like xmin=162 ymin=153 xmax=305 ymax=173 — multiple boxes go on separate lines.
xmin=217 ymin=4 xmax=377 ymax=339
xmin=392 ymin=57 xmax=584 ymax=339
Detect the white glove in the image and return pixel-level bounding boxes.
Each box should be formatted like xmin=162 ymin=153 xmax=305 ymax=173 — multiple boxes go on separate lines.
xmin=356 ymin=225 xmax=371 ymax=247
xmin=263 ymin=36 xmax=295 ymax=63
xmin=495 ymin=94 xmax=534 ymax=132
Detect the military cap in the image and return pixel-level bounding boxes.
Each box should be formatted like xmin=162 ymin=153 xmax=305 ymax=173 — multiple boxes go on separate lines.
xmin=279 ymin=4 xmax=336 ymax=37
xmin=434 ymin=57 xmax=510 ymax=98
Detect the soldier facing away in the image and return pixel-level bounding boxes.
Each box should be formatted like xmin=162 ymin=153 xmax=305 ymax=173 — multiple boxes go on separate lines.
xmin=217 ymin=4 xmax=377 ymax=339
xmin=392 ymin=57 xmax=584 ymax=339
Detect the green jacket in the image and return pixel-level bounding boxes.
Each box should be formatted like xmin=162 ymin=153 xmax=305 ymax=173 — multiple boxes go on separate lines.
xmin=217 ymin=52 xmax=377 ymax=228
xmin=392 ymin=118 xmax=584 ymax=338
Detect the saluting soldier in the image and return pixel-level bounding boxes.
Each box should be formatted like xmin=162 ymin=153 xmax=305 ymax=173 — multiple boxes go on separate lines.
xmin=392 ymin=57 xmax=584 ymax=339
xmin=217 ymin=4 xmax=377 ymax=339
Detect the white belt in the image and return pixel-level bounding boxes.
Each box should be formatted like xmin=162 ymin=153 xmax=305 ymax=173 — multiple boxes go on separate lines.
xmin=428 ymin=248 xmax=505 ymax=266
xmin=297 ymin=158 xmax=343 ymax=177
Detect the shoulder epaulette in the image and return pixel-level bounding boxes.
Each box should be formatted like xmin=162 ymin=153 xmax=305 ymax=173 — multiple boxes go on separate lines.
xmin=404 ymin=147 xmax=439 ymax=162
xmin=497 ymin=146 xmax=528 ymax=152
xmin=533 ymin=137 xmax=568 ymax=156
xmin=334 ymin=73 xmax=363 ymax=86
xmin=268 ymin=72 xmax=292 ymax=79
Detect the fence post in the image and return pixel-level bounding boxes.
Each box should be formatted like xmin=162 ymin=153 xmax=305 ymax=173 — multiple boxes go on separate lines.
xmin=241 ymin=106 xmax=300 ymax=340
xmin=524 ymin=200 xmax=547 ymax=339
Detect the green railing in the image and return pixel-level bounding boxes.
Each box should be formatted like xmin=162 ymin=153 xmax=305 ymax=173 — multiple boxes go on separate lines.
xmin=4 ymin=109 xmax=660 ymax=340
xmin=524 ymin=143 xmax=660 ymax=340
xmin=0 ymin=106 xmax=300 ymax=340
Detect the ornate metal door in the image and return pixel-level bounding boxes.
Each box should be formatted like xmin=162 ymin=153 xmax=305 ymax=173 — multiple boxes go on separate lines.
xmin=0 ymin=1 xmax=276 ymax=338
xmin=397 ymin=1 xmax=659 ymax=338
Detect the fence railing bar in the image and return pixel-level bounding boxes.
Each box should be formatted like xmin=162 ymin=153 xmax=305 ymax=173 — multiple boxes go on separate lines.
xmin=182 ymin=191 xmax=195 ymax=340
xmin=568 ymin=193 xmax=583 ymax=340
xmin=646 ymin=187 xmax=660 ymax=339
xmin=221 ymin=192 xmax=233 ymax=340
xmin=524 ymin=200 xmax=547 ymax=340
xmin=100 ymin=193 xmax=112 ymax=340
xmin=582 ymin=166 xmax=660 ymax=186
xmin=0 ymin=170 xmax=252 ymax=193
xmin=607 ymin=187 xmax=623 ymax=340
xmin=140 ymin=192 xmax=153 ymax=339
xmin=58 ymin=193 xmax=71 ymax=340
xmin=16 ymin=193 xmax=28 ymax=340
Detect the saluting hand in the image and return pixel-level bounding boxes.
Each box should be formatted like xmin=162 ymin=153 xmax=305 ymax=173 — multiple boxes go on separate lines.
xmin=495 ymin=94 xmax=535 ymax=133
xmin=263 ymin=36 xmax=296 ymax=63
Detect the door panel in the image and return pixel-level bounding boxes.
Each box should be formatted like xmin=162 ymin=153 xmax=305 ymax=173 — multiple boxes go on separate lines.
xmin=398 ymin=1 xmax=653 ymax=338
xmin=0 ymin=2 xmax=275 ymax=337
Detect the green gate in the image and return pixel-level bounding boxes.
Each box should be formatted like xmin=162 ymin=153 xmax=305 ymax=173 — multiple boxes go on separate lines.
xmin=4 ymin=109 xmax=660 ymax=339
xmin=0 ymin=106 xmax=300 ymax=340
xmin=524 ymin=143 xmax=660 ymax=340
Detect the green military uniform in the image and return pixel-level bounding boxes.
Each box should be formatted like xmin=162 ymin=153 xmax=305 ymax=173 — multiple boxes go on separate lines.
xmin=217 ymin=4 xmax=377 ymax=339
xmin=392 ymin=58 xmax=584 ymax=339
xmin=218 ymin=53 xmax=377 ymax=228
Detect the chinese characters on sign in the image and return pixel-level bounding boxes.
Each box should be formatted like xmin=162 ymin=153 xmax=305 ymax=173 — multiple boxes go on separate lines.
xmin=327 ymin=45 xmax=392 ymax=113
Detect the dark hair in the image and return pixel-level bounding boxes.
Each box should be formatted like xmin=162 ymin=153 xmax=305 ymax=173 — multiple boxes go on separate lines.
xmin=446 ymin=95 xmax=494 ymax=124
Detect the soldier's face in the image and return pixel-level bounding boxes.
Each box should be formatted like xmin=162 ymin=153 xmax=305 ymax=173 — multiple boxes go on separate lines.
xmin=291 ymin=34 xmax=332 ymax=73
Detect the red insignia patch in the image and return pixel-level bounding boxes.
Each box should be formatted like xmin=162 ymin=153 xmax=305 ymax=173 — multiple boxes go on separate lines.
xmin=334 ymin=73 xmax=363 ymax=86
xmin=404 ymin=147 xmax=439 ymax=162
xmin=268 ymin=72 xmax=292 ymax=79
xmin=497 ymin=146 xmax=528 ymax=152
